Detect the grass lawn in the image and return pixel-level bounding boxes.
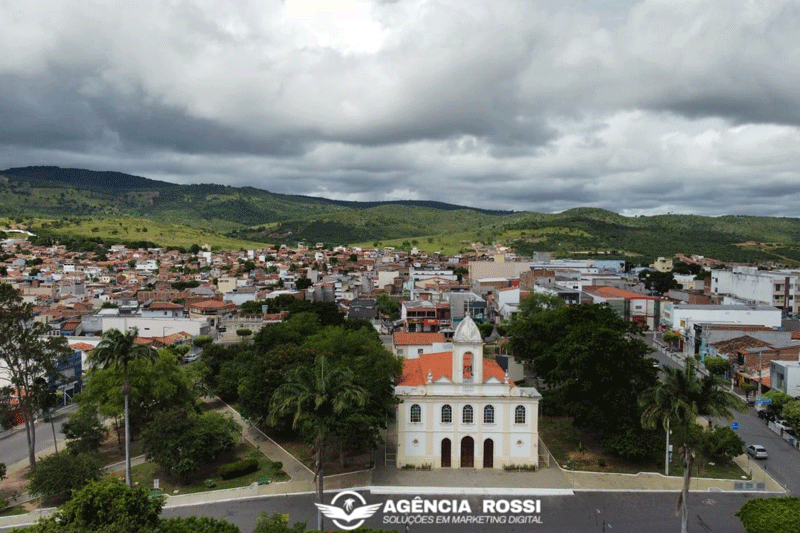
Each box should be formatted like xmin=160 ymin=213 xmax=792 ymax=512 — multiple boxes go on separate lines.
xmin=264 ymin=430 xmax=374 ymax=476
xmin=112 ymin=442 xmax=289 ymax=495
xmin=540 ymin=416 xmax=747 ymax=479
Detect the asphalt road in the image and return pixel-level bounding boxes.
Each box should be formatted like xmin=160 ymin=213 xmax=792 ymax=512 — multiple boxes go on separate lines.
xmin=0 ymin=405 xmax=74 ymax=468
xmin=160 ymin=491 xmax=753 ymax=533
xmin=645 ymin=332 xmax=800 ymax=495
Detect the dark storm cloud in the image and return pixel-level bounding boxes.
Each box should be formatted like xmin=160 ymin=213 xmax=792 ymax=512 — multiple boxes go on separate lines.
xmin=0 ymin=73 xmax=310 ymax=157
xmin=1 ymin=0 xmax=800 ymax=216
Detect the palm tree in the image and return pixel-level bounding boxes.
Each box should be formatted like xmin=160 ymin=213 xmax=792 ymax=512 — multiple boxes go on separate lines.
xmin=89 ymin=328 xmax=156 ymax=486
xmin=640 ymin=360 xmax=745 ymax=533
xmin=269 ymin=355 xmax=366 ymax=532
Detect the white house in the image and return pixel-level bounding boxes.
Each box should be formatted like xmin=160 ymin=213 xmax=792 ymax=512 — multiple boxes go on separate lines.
xmin=394 ymin=317 xmax=541 ymax=470
xmin=661 ymin=303 xmax=781 ymax=355
xmin=770 ymin=360 xmax=800 ymax=398
xmin=711 ymin=267 xmax=800 ymax=315
xmin=392 ymin=332 xmax=450 ymax=359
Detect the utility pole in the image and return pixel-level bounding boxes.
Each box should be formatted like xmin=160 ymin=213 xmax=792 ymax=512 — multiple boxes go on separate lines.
xmin=758 ymin=351 xmax=763 ymax=400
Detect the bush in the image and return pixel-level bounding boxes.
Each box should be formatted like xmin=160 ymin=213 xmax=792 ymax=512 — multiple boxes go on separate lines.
xmin=28 ymin=452 xmax=102 ymax=501
xmin=218 ymin=458 xmax=259 ymax=480
xmin=736 ymin=496 xmax=800 ymax=533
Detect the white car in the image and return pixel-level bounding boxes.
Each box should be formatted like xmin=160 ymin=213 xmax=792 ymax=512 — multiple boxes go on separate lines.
xmin=184 ymin=353 xmax=200 ymax=363
xmin=747 ymin=444 xmax=768 ymax=460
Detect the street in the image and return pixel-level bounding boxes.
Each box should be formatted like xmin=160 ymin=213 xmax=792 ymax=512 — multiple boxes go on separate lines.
xmin=0 ymin=405 xmax=74 ymax=469
xmin=645 ymin=331 xmax=800 ymax=495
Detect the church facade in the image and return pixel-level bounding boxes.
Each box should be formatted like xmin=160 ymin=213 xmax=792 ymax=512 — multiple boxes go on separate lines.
xmin=394 ymin=317 xmax=541 ymax=469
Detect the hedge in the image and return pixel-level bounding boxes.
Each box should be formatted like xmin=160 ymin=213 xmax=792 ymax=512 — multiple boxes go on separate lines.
xmin=217 ymin=458 xmax=259 ymax=480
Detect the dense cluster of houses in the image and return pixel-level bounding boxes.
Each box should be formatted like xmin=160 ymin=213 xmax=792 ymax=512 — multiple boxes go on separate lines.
xmin=4 ymin=230 xmax=800 ymax=467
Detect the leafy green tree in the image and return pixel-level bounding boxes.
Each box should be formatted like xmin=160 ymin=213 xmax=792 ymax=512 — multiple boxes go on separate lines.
xmin=141 ymin=409 xmax=237 ymax=482
xmin=662 ymin=330 xmax=682 ymax=349
xmin=300 ymin=326 xmax=402 ymax=463
xmin=740 ymin=381 xmax=757 ymax=402
xmin=22 ymin=477 xmax=162 ymax=533
xmin=88 ymin=328 xmax=158 ymax=486
xmin=781 ymin=399 xmax=800 ymax=431
xmin=236 ymin=328 xmax=252 ymax=340
xmin=0 ymin=283 xmax=73 ymax=468
xmin=295 ymin=277 xmax=313 ymax=291
xmin=765 ymin=389 xmax=794 ymax=420
xmin=62 ymin=404 xmax=108 ymax=455
xmin=269 ymin=355 xmax=367 ymax=532
xmin=79 ymin=349 xmax=197 ymax=447
xmin=640 ymin=270 xmax=678 ymax=294
xmin=508 ymin=303 xmax=656 ymax=436
xmin=517 ymin=292 xmax=564 ymax=316
xmin=640 ymin=361 xmax=745 ymax=533
xmin=704 ymin=357 xmax=730 ymax=377
xmin=193 ymin=334 xmax=214 ymax=349
xmin=736 ymin=497 xmax=800 ymax=533
xmin=28 ymin=451 xmax=101 ymax=501
xmin=375 ymin=293 xmax=400 ymax=320
xmin=700 ymin=426 xmax=744 ymax=462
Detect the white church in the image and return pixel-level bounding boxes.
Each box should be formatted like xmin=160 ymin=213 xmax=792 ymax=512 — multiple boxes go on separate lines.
xmin=395 ymin=316 xmax=542 ymax=469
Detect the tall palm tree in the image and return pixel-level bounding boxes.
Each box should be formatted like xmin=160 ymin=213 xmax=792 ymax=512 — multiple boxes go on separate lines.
xmin=640 ymin=360 xmax=745 ymax=533
xmin=269 ymin=355 xmax=366 ymax=532
xmin=89 ymin=328 xmax=156 ymax=486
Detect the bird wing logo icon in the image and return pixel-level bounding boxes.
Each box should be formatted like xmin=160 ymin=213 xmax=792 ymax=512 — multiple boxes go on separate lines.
xmin=315 ymin=502 xmax=382 ymax=521
xmin=314 ymin=491 xmax=382 ymax=530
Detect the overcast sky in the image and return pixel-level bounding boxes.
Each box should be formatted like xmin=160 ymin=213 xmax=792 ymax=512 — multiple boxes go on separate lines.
xmin=2 ymin=0 xmax=800 ymax=216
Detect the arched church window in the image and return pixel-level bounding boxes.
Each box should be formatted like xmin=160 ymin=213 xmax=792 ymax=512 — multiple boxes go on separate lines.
xmin=484 ymin=405 xmax=495 ymax=424
xmin=410 ymin=404 xmax=422 ymax=423
xmin=441 ymin=404 xmax=452 ymax=424
xmin=463 ymin=405 xmax=474 ymax=424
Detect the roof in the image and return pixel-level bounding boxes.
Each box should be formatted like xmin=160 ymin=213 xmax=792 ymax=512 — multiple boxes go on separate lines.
xmin=672 ymin=304 xmax=779 ymax=311
xmin=398 ymin=351 xmax=511 ymax=387
xmin=190 ymin=300 xmax=237 ymax=311
xmin=711 ymin=335 xmax=771 ymax=354
xmin=393 ymin=332 xmax=445 ymax=346
xmin=583 ymin=286 xmax=659 ymax=300
xmin=148 ymin=302 xmax=184 ymax=310
xmin=69 ymin=342 xmax=96 ymax=352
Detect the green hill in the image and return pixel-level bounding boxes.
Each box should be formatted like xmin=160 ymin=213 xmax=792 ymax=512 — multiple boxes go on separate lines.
xmin=3 ymin=166 xmax=800 ymax=264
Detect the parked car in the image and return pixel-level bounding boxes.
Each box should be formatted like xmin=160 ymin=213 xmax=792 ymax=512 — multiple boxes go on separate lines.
xmin=747 ymin=444 xmax=768 ymax=459
xmin=184 ymin=353 xmax=200 ymax=363
xmin=757 ymin=409 xmax=770 ymax=422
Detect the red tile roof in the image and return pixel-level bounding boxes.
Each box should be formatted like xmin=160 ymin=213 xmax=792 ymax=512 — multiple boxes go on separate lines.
xmin=149 ymin=302 xmax=184 ymax=310
xmin=393 ymin=332 xmax=445 ymax=346
xmin=190 ymin=300 xmax=237 ymax=311
xmin=69 ymin=342 xmax=96 ymax=352
xmin=398 ymin=352 xmax=512 ymax=387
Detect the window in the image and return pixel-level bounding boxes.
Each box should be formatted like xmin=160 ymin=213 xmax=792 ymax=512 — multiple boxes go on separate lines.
xmin=463 ymin=352 xmax=473 ymax=382
xmin=483 ymin=405 xmax=495 ymax=424
xmin=463 ymin=405 xmax=474 ymax=424
xmin=410 ymin=404 xmax=421 ymax=423
xmin=515 ymin=405 xmax=526 ymax=424
xmin=441 ymin=404 xmax=452 ymax=424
